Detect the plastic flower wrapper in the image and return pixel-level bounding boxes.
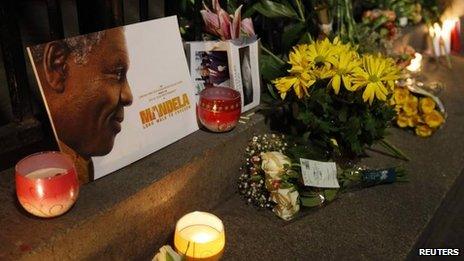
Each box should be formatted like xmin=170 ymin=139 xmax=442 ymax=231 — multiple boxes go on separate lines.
xmin=152 ymin=245 xmax=182 ymax=261
xmin=270 ymin=187 xmax=300 ymax=221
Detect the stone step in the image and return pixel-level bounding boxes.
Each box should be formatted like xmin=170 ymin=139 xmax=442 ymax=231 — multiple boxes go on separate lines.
xmin=0 ymin=111 xmax=266 ymax=260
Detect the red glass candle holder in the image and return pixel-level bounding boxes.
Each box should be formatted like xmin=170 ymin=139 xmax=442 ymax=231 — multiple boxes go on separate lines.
xmin=197 ymin=87 xmax=241 ymax=132
xmin=15 ymin=151 xmax=79 ymax=218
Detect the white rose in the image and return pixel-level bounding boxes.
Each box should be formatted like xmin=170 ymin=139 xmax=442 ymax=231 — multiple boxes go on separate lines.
xmin=260 ymin=151 xmax=292 ymax=180
xmin=271 ymin=187 xmax=300 ymax=221
xmin=152 ymin=245 xmax=181 ymax=261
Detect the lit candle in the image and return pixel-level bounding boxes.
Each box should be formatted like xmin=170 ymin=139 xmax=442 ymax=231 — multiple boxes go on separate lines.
xmin=430 ymin=19 xmax=460 ymax=56
xmin=430 ymin=23 xmax=443 ymax=56
xmin=15 ymin=151 xmax=79 ymax=218
xmin=174 ymin=211 xmax=225 ymax=260
xmin=406 ymin=52 xmax=423 ymax=72
xmin=442 ymin=19 xmax=456 ymax=54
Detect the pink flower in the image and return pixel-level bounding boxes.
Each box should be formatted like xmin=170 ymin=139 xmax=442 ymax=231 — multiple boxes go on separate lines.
xmin=218 ymin=8 xmax=232 ymax=39
xmin=201 ymin=1 xmax=255 ymax=40
xmin=241 ymin=18 xmax=255 ymax=37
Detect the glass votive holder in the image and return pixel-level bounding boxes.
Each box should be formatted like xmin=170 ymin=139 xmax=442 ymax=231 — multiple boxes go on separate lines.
xmin=174 ymin=211 xmax=225 ymax=260
xmin=15 ymin=151 xmax=79 ymax=218
xmin=197 ymin=87 xmax=241 ymax=132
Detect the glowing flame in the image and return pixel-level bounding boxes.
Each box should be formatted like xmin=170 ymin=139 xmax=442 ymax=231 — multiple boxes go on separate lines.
xmin=429 ymin=18 xmax=459 ymax=56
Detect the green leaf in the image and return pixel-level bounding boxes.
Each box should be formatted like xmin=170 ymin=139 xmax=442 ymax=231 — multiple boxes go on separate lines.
xmin=300 ymin=194 xmax=324 ymax=207
xmin=253 ymin=0 xmax=298 ymax=19
xmin=338 ymin=107 xmax=348 ymax=122
xmin=323 ymin=189 xmax=338 ymax=202
xmin=250 ymin=174 xmax=263 ymax=182
xmin=297 ymin=31 xmax=313 ymax=44
xmin=260 ymin=53 xmax=287 ymax=81
xmin=302 ymin=131 xmax=310 ymax=142
xmin=282 ymin=23 xmax=306 ymax=51
xmin=243 ymin=6 xmax=257 ymax=18
xmin=266 ymin=83 xmax=278 ymax=100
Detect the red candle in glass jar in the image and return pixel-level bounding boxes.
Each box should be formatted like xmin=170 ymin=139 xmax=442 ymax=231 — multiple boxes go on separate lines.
xmin=197 ymin=87 xmax=241 ymax=132
xmin=15 ymin=151 xmax=79 ymax=218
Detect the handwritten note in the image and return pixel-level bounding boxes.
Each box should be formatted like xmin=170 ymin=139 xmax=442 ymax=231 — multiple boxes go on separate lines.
xmin=299 ymin=158 xmax=339 ymax=188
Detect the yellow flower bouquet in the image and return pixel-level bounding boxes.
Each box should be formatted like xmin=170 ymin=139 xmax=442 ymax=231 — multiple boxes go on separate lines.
xmin=265 ymin=38 xmax=406 ymax=160
xmin=391 ymin=87 xmax=445 ymax=137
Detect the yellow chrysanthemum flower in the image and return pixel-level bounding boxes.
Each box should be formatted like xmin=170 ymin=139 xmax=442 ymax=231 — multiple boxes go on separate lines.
xmin=273 ymin=73 xmax=316 ymax=99
xmin=273 ymin=44 xmax=316 ymax=99
xmin=312 ymin=65 xmax=335 ymax=80
xmin=415 ymin=124 xmax=433 ymax=137
xmin=306 ymin=38 xmax=339 ymax=67
xmin=424 ymin=110 xmax=444 ymax=128
xmin=329 ymin=51 xmax=361 ymax=94
xmin=393 ymin=87 xmax=409 ymax=105
xmin=408 ymin=114 xmax=421 ymax=127
xmin=288 ymin=44 xmax=311 ymax=74
xmin=403 ymin=95 xmax=418 ymax=116
xmin=396 ymin=113 xmax=409 ymax=128
xmin=333 ymin=37 xmax=356 ymax=53
xmin=351 ymin=55 xmax=400 ymax=105
xmin=420 ymin=97 xmax=436 ymax=114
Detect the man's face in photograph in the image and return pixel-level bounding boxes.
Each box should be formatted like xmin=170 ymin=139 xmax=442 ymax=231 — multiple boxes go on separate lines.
xmin=43 ymin=28 xmax=133 ymax=158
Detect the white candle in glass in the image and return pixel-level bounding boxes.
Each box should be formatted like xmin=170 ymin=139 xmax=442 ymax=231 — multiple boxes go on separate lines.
xmin=26 ymin=168 xmax=67 ymax=179
xmin=174 ymin=211 xmax=225 ymax=260
xmin=430 ymin=23 xmax=443 ymax=56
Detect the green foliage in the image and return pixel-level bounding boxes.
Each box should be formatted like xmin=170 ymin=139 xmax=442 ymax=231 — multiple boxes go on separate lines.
xmin=265 ymin=79 xmax=396 ymax=159
xmin=252 ymin=0 xmax=299 ymax=19
xmin=300 ymin=188 xmax=338 ymax=207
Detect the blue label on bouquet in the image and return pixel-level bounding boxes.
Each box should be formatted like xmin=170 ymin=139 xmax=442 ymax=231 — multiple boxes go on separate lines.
xmin=362 ymin=168 xmax=396 ymax=185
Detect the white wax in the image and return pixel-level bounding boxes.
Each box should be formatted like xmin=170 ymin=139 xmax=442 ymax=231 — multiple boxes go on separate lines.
xmin=26 ymin=167 xmax=67 ymax=179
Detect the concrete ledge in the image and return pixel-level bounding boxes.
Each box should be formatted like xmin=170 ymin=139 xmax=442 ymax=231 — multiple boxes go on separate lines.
xmin=0 ymin=111 xmax=267 ymax=260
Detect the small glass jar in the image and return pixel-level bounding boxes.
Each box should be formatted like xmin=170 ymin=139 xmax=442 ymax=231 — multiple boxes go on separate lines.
xmin=15 ymin=151 xmax=79 ymax=218
xmin=197 ymin=87 xmax=241 ymax=132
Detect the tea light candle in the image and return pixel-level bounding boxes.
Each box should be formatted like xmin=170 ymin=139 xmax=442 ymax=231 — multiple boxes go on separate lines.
xmin=174 ymin=211 xmax=225 ymax=260
xmin=15 ymin=151 xmax=79 ymax=218
xmin=406 ymin=52 xmax=423 ymax=72
xmin=197 ymin=87 xmax=241 ymax=132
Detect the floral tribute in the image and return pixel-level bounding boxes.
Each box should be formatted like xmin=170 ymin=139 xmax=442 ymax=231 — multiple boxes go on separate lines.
xmin=200 ymin=0 xmax=255 ymax=40
xmin=362 ymin=9 xmax=399 ymax=41
xmin=238 ymin=134 xmax=407 ymax=221
xmin=269 ymin=38 xmax=404 ymax=159
xmin=391 ymin=87 xmax=445 ymax=137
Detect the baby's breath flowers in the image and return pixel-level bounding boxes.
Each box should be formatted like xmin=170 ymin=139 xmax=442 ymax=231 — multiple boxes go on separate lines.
xmin=238 ymin=134 xmax=290 ymax=209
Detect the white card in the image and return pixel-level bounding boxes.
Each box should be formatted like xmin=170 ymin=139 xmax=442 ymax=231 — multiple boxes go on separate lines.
xmin=299 ymin=158 xmax=340 ymax=188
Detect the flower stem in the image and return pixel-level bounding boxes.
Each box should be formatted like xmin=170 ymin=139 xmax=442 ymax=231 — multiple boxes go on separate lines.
xmin=445 ymin=54 xmax=452 ymax=69
xmin=379 ymin=139 xmax=410 ymax=161
xmin=261 ymin=45 xmax=286 ymax=65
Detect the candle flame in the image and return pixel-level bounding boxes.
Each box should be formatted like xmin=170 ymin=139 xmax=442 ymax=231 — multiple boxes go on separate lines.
xmin=191 ymin=232 xmax=216 ymax=243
